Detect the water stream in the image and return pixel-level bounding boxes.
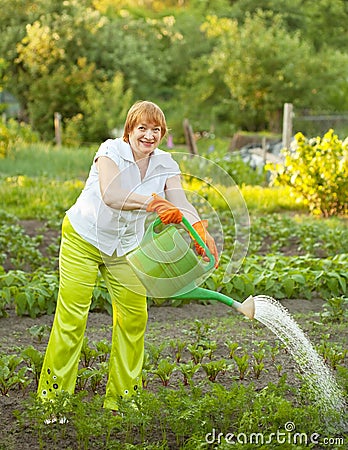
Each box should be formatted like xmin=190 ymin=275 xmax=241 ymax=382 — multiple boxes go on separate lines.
xmin=253 ymin=295 xmax=347 ymax=430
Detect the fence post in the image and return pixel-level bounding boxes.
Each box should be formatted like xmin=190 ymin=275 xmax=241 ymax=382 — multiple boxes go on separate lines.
xmin=282 ymin=103 xmax=293 ymax=150
xmin=183 ymin=118 xmax=198 ymax=156
xmin=54 ymin=112 xmax=62 ymax=146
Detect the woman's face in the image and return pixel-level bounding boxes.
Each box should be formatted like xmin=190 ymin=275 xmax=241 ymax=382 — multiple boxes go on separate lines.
xmin=128 ymin=121 xmax=162 ymax=161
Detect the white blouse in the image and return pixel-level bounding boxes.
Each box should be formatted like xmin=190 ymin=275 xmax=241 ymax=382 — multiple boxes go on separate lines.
xmin=66 ymin=138 xmax=181 ymax=256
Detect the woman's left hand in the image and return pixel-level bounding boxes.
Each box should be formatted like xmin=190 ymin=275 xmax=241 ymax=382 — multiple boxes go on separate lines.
xmin=192 ymin=220 xmax=219 ymax=268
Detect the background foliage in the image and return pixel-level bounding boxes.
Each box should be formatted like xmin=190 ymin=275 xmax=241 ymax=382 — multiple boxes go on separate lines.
xmin=1 ymin=0 xmax=348 ymax=143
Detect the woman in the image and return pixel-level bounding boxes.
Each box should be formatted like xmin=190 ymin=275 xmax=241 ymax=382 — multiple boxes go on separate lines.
xmin=37 ymin=100 xmax=218 ymax=414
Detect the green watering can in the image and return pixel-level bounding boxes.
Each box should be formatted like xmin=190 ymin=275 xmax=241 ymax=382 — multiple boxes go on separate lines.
xmin=127 ymin=217 xmax=255 ymax=319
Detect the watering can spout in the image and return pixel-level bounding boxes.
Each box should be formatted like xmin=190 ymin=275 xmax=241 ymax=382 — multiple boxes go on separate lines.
xmin=173 ymin=287 xmax=255 ymax=320
xmin=235 ymin=295 xmax=255 ymax=320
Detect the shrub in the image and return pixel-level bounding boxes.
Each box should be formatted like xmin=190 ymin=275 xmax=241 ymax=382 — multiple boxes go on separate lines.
xmin=0 ymin=119 xmax=39 ymax=158
xmin=268 ymin=129 xmax=348 ymax=217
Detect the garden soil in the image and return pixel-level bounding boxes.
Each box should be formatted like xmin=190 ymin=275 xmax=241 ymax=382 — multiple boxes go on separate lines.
xmin=0 ymin=221 xmax=345 ymax=449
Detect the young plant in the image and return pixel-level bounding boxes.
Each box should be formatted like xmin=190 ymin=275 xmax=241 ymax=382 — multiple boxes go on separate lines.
xmin=252 ymin=362 xmax=266 ymax=379
xmin=0 ymin=354 xmax=29 ymax=395
xmin=80 ymin=337 xmax=98 ymax=368
xmin=178 ymin=361 xmax=200 ymax=386
xmin=225 ymin=340 xmax=240 ymax=359
xmin=317 ymin=339 xmax=347 ymax=370
xmin=269 ymin=341 xmax=280 ymax=362
xmin=275 ymin=363 xmax=283 ymax=377
xmin=202 ymin=359 xmax=228 ymax=382
xmin=95 ymin=339 xmax=111 ymax=363
xmin=153 ymin=358 xmax=177 ymax=386
xmin=20 ymin=345 xmax=44 ymax=388
xmin=27 ymin=324 xmax=49 ymax=343
xmin=191 ymin=319 xmax=212 ymax=342
xmin=146 ymin=342 xmax=166 ymax=366
xmin=320 ymin=296 xmax=348 ymax=323
xmin=233 ymin=353 xmax=249 ymax=380
xmin=169 ymin=339 xmax=187 ymax=363
xmin=187 ymin=343 xmax=211 ymax=364
xmin=90 ymin=362 xmax=108 ymax=392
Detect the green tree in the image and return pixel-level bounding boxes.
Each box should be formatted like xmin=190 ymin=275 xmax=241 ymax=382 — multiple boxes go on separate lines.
xmin=200 ymin=11 xmax=348 ymax=132
xmin=228 ymin=0 xmax=348 ymax=52
xmin=65 ymin=72 xmax=132 ymax=145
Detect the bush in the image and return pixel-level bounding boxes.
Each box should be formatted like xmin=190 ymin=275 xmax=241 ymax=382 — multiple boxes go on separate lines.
xmin=0 ymin=119 xmax=39 ymax=158
xmin=268 ymin=129 xmax=348 ymax=217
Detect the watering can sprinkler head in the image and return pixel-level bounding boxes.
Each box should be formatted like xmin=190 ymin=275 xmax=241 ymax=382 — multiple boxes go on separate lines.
xmin=235 ymin=295 xmax=255 ymax=320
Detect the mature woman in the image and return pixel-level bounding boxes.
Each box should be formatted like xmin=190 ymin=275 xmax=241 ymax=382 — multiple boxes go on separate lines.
xmin=38 ymin=100 xmax=218 ymax=415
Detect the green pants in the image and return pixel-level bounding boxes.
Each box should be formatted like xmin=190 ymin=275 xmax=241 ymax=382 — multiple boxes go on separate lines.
xmin=37 ymin=216 xmax=147 ymax=410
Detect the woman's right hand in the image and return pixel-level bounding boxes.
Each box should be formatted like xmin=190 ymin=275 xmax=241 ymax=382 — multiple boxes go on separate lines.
xmin=146 ymin=194 xmax=183 ymax=224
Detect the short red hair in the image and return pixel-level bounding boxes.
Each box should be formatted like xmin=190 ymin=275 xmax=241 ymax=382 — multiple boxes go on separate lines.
xmin=123 ymin=100 xmax=168 ymax=143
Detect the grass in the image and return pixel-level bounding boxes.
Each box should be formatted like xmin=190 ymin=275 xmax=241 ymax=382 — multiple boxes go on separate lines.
xmin=1 ymin=143 xmax=95 ymax=180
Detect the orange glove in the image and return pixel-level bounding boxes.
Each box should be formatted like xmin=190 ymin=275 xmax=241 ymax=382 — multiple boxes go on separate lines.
xmin=192 ymin=220 xmax=219 ymax=268
xmin=146 ymin=193 xmax=183 ymax=224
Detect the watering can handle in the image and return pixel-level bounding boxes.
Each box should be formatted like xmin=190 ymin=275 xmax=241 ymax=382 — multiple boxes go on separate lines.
xmin=152 ymin=216 xmax=215 ymax=268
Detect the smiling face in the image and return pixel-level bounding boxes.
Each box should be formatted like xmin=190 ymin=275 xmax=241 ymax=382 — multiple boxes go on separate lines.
xmin=128 ymin=121 xmax=162 ymax=161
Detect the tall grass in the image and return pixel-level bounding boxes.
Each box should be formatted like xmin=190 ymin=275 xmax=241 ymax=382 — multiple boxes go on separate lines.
xmin=1 ymin=143 xmax=95 ymax=180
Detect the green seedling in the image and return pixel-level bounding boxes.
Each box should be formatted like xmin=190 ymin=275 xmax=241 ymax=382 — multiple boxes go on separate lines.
xmin=0 ymin=354 xmax=29 ymax=395
xmin=275 ymin=363 xmax=283 ymax=377
xmin=95 ymin=339 xmax=111 ymax=363
xmin=317 ymin=339 xmax=347 ymax=370
xmin=169 ymin=339 xmax=187 ymax=363
xmin=191 ymin=319 xmax=212 ymax=342
xmin=187 ymin=343 xmax=211 ymax=364
xmin=27 ymin=324 xmax=49 ymax=343
xmin=142 ymin=368 xmax=150 ymax=389
xmin=320 ymin=296 xmax=348 ymax=323
xmin=153 ymin=358 xmax=176 ymax=386
xmin=252 ymin=349 xmax=265 ymax=365
xmin=20 ymin=345 xmax=44 ymax=388
xmin=146 ymin=342 xmax=166 ymax=365
xmin=80 ymin=337 xmax=98 ymax=368
xmin=202 ymin=359 xmax=228 ymax=382
xmin=76 ymin=367 xmax=96 ymax=391
xmin=268 ymin=341 xmax=280 ymax=362
xmin=225 ymin=340 xmax=240 ymax=359
xmin=252 ymin=362 xmax=266 ymax=379
xmin=233 ymin=353 xmax=249 ymax=380
xmin=178 ymin=361 xmax=200 ymax=386
xmin=90 ymin=362 xmax=108 ymax=392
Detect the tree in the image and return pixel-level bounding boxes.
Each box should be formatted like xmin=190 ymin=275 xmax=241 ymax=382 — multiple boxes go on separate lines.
xmin=228 ymin=0 xmax=348 ymax=52
xmin=200 ymin=10 xmax=348 ymax=132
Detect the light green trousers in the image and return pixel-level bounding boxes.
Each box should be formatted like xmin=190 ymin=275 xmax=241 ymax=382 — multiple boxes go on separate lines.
xmin=37 ymin=216 xmax=147 ymax=410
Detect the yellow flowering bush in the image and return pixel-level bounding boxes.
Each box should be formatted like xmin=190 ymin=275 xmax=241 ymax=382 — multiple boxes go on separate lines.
xmin=269 ymin=129 xmax=348 ymax=217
